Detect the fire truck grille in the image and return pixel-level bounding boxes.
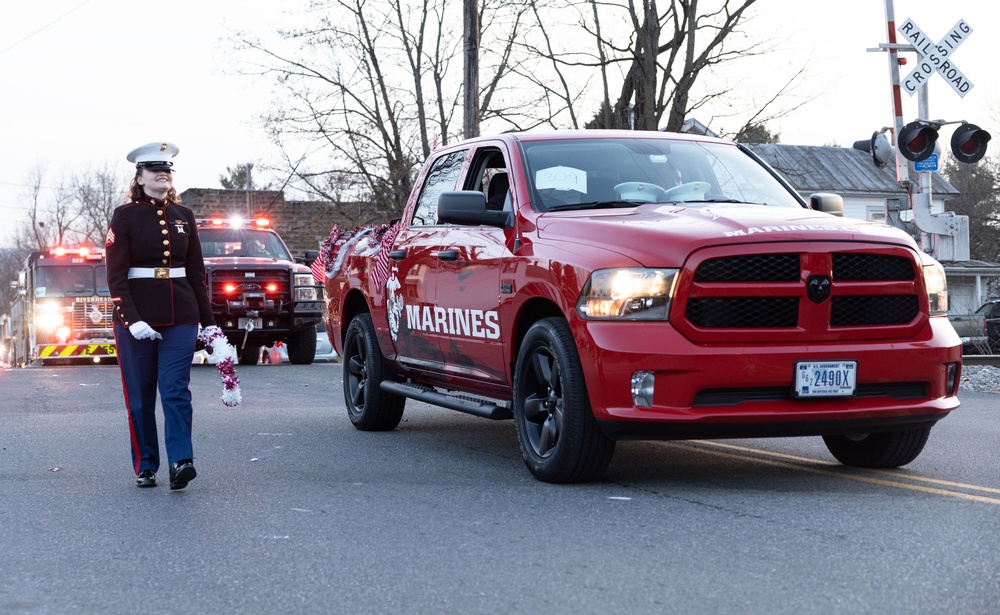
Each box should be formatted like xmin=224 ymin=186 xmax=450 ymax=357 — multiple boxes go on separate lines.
xmin=72 ymin=302 xmax=115 ymax=330
xmin=210 ymin=270 xmax=291 ymax=304
xmin=681 ymin=249 xmax=923 ymax=339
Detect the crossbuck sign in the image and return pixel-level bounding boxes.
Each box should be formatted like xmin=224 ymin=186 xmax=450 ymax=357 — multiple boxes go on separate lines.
xmin=898 ymin=18 xmax=974 ymax=98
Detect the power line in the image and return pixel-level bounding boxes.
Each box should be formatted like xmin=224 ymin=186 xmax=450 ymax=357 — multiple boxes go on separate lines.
xmin=0 ymin=0 xmax=95 ymax=58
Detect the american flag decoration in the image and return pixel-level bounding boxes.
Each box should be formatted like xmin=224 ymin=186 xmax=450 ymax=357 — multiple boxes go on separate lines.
xmin=371 ymin=221 xmax=401 ymax=288
xmin=312 ymin=225 xmax=338 ymax=284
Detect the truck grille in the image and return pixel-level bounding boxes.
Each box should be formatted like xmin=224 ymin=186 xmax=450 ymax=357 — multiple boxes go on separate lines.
xmin=677 ymin=246 xmax=923 ymax=342
xmin=72 ymin=301 xmax=115 ymax=331
xmin=209 ymin=269 xmax=291 ymax=305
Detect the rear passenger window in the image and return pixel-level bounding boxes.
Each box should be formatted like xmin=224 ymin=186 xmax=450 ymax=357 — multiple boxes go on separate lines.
xmin=411 ymin=150 xmax=467 ymax=226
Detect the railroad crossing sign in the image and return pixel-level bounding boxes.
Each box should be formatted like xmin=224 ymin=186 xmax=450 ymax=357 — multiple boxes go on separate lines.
xmin=898 ymin=18 xmax=974 ymax=97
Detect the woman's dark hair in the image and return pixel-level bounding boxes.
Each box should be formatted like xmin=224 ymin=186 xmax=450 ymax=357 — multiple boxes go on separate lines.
xmin=128 ymin=169 xmax=180 ymax=203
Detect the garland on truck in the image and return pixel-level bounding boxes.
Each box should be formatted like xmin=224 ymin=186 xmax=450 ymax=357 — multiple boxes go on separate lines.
xmin=311 ymin=221 xmax=402 ymax=289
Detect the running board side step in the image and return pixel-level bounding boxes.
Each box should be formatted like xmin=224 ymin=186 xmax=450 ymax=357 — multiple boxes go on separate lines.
xmin=380 ymin=381 xmax=514 ymax=420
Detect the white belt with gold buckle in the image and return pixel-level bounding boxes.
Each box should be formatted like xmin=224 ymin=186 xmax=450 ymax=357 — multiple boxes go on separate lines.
xmin=128 ymin=267 xmax=186 ymax=279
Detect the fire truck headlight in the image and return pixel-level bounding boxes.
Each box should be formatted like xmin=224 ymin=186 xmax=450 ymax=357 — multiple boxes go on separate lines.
xmin=577 ymin=268 xmax=678 ymax=320
xmin=294 ymin=274 xmax=319 ymax=301
xmin=921 ymin=254 xmax=948 ymax=316
xmin=56 ymin=326 xmax=71 ymax=341
xmin=35 ymin=301 xmax=65 ymax=331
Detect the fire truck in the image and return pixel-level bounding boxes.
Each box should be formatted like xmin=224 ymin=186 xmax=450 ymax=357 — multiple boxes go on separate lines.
xmin=7 ymin=246 xmax=117 ymax=366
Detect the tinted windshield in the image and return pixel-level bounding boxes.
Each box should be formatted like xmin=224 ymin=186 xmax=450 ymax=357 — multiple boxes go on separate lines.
xmin=35 ymin=265 xmax=105 ymax=297
xmin=520 ymin=138 xmax=802 ymax=211
xmin=198 ymin=228 xmax=293 ymax=261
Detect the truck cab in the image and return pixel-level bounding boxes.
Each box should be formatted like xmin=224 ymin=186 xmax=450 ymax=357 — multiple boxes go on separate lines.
xmin=197 ymin=216 xmax=324 ymax=365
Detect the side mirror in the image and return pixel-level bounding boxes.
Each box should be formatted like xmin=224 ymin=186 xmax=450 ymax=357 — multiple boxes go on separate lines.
xmin=300 ymin=249 xmax=320 ymax=267
xmin=809 ymin=193 xmax=844 ymax=217
xmin=438 ymin=191 xmax=512 ymax=228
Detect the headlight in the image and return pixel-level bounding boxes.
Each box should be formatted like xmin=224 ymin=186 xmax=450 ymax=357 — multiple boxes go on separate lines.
xmin=577 ymin=268 xmax=678 ymax=320
xmin=294 ymin=274 xmax=319 ymax=301
xmin=921 ymin=253 xmax=948 ymax=316
xmin=35 ymin=301 xmax=65 ymax=331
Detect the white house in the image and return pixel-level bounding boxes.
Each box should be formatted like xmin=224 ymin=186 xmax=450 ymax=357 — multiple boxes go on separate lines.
xmin=746 ymin=143 xmax=999 ymax=318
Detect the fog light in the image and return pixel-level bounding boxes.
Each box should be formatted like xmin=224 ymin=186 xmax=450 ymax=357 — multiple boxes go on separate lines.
xmin=631 ymin=371 xmax=655 ymax=407
xmin=946 ymin=362 xmax=959 ymax=396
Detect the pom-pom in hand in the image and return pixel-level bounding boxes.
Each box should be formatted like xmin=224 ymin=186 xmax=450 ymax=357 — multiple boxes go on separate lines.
xmin=197 ymin=325 xmax=241 ymax=407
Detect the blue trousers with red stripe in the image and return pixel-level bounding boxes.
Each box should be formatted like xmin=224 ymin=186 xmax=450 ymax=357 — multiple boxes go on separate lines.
xmin=114 ymin=323 xmax=199 ymax=474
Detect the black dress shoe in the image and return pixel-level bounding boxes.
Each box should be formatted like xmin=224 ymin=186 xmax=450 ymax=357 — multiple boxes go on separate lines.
xmin=169 ymin=460 xmax=197 ymax=490
xmin=136 ymin=470 xmax=157 ymax=488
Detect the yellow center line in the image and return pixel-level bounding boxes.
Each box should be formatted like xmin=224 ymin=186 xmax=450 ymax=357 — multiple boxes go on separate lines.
xmin=690 ymin=439 xmax=1000 ymax=495
xmin=664 ymin=440 xmax=1000 ymax=506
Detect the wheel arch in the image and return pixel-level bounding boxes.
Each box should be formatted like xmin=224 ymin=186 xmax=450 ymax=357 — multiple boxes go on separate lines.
xmin=510 ymin=297 xmax=566 ymax=376
xmin=338 ymin=288 xmax=371 ymax=348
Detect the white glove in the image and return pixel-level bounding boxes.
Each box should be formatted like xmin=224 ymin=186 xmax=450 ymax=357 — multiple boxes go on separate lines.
xmin=129 ymin=321 xmax=162 ymax=341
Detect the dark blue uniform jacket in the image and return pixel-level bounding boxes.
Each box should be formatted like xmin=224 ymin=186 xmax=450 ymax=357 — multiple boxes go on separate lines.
xmin=105 ymin=195 xmax=216 ymax=329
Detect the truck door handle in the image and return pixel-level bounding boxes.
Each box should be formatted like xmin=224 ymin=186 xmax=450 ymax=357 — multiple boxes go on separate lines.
xmin=388 ymin=250 xmax=406 ymax=260
xmin=434 ymin=250 xmax=459 ymax=261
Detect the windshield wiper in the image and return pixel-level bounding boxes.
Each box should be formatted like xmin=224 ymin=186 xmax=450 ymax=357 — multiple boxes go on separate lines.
xmin=546 ymin=200 xmax=638 ymax=212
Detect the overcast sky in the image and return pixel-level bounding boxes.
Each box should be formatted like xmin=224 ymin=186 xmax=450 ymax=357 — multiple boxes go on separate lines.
xmin=1 ymin=0 xmax=996 ymax=245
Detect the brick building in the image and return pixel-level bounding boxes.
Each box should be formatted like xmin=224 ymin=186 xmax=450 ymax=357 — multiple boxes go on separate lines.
xmin=179 ymin=188 xmax=346 ymax=256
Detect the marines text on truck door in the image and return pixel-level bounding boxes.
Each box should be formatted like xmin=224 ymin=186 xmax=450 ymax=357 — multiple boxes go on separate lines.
xmin=7 ymin=246 xmax=117 ymax=366
xmin=197 ymin=216 xmax=325 ymax=365
xmin=319 ymin=130 xmax=962 ymax=483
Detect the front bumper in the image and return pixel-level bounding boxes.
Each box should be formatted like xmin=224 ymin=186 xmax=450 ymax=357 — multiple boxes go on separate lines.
xmin=577 ymin=317 xmax=961 ymax=437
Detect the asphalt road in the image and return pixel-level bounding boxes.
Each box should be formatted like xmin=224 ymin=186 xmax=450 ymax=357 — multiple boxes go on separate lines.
xmin=1 ymin=362 xmax=998 ymax=614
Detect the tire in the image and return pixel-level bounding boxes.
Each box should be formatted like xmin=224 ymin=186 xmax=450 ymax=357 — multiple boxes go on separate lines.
xmin=286 ymin=324 xmax=317 ymax=365
xmin=343 ymin=313 xmax=404 ymax=431
xmin=512 ymin=317 xmax=615 ymax=483
xmin=822 ymin=427 xmax=932 ymax=468
xmin=238 ymin=343 xmax=261 ymax=366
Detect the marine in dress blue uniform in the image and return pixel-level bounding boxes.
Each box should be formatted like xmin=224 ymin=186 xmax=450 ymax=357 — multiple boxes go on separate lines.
xmin=106 ymin=142 xmax=216 ymax=490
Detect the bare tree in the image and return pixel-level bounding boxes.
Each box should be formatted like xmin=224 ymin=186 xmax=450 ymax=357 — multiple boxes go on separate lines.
xmin=72 ymin=163 xmax=128 ymax=247
xmin=943 ymin=154 xmax=1000 ymax=263
xmin=13 ymin=165 xmax=81 ymax=251
xmin=236 ymin=0 xmax=532 ymax=221
xmin=237 ymin=0 xmax=805 ymax=218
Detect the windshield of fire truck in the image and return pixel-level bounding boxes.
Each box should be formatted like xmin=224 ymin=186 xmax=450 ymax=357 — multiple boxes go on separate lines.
xmin=521 ymin=137 xmax=803 ymax=212
xmin=34 ymin=265 xmax=108 ymax=298
xmin=198 ymin=228 xmax=292 ymax=261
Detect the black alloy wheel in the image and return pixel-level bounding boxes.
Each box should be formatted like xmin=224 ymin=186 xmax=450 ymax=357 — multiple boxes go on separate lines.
xmin=343 ymin=313 xmax=404 ymax=431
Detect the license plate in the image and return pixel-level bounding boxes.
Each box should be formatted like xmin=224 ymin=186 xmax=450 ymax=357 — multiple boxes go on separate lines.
xmin=239 ymin=318 xmax=263 ymax=329
xmin=794 ymin=361 xmax=857 ymax=397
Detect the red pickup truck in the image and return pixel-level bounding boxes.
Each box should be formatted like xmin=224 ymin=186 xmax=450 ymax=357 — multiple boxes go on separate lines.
xmin=319 ymin=130 xmax=961 ymax=483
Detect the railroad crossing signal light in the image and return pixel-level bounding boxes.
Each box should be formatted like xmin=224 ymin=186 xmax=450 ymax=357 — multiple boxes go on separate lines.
xmin=853 ymin=131 xmax=892 ymax=169
xmin=897 ymin=121 xmax=938 ymax=162
xmin=951 ymin=123 xmax=991 ymax=164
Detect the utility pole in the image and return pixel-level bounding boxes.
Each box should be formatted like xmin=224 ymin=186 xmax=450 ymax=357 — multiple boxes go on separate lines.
xmin=463 ymin=0 xmax=480 ymax=139
xmin=246 ymin=163 xmax=253 ymax=218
